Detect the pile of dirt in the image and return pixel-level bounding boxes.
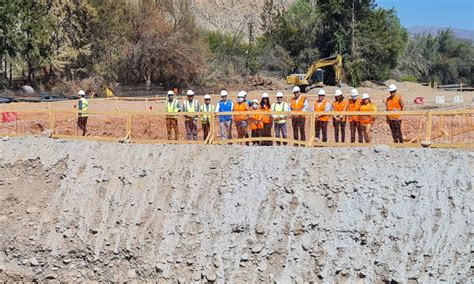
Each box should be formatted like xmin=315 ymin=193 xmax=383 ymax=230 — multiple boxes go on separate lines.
xmin=0 ymin=137 xmax=472 ymax=282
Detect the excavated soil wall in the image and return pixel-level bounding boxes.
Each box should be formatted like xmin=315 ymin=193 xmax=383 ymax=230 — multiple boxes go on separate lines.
xmin=0 ymin=137 xmax=472 ymax=282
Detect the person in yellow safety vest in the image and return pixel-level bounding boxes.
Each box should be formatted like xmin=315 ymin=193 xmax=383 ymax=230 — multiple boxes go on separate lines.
xmin=200 ymin=94 xmax=215 ymax=141
xmin=183 ymin=90 xmax=200 ymax=140
xmin=77 ymin=90 xmax=88 ymax=136
xmin=165 ymin=90 xmax=181 ymax=140
xmin=271 ymin=92 xmax=290 ymax=146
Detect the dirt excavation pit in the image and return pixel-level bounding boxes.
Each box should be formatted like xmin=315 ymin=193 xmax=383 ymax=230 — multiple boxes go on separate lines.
xmin=0 ymin=137 xmax=472 ymax=282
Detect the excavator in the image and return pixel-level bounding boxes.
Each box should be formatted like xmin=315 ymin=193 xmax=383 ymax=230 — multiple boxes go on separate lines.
xmin=286 ymin=54 xmax=343 ymax=93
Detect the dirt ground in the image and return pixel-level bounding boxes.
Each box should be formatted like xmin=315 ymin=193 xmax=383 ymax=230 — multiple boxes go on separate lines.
xmin=1 ymin=80 xmax=473 ymax=113
xmin=0 ymin=81 xmax=472 ymax=144
xmin=0 ymin=137 xmax=472 ymax=282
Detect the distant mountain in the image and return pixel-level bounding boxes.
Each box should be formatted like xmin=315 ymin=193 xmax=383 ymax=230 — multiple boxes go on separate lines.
xmin=408 ymin=26 xmax=474 ymax=41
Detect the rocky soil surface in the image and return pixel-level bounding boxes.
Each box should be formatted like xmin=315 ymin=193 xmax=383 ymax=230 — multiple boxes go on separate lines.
xmin=0 ymin=137 xmax=472 ymax=282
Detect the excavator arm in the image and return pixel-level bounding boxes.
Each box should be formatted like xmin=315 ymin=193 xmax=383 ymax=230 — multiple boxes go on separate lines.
xmin=286 ymin=54 xmax=343 ymax=92
xmin=304 ymin=55 xmax=343 ymax=82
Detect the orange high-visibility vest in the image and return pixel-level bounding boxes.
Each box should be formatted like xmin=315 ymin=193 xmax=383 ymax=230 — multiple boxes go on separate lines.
xmin=233 ymin=102 xmax=249 ymax=122
xmin=290 ymin=96 xmax=306 ymax=111
xmin=314 ymin=99 xmax=330 ymax=122
xmin=386 ymin=94 xmax=402 ymax=120
xmin=249 ymin=110 xmax=264 ymax=130
xmin=359 ymin=103 xmax=377 ymax=125
xmin=348 ymin=98 xmax=361 ymax=122
xmin=332 ymin=100 xmax=348 ymax=121
xmin=261 ymin=105 xmax=272 ymax=124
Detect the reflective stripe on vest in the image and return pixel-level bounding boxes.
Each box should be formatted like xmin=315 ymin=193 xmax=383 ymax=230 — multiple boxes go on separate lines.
xmin=200 ymin=104 xmax=215 ymax=122
xmin=79 ymin=98 xmax=88 ymax=117
xmin=314 ymin=99 xmax=330 ymax=122
xmin=167 ymin=100 xmax=179 ymax=112
xmin=290 ymin=96 xmax=306 ymax=111
xmin=184 ymin=100 xmax=198 ymax=113
xmin=272 ymin=102 xmax=288 ymax=124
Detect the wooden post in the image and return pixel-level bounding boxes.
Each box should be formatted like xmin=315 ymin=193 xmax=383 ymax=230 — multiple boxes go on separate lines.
xmin=206 ymin=112 xmax=214 ymax=144
xmin=425 ymin=111 xmax=433 ymax=142
xmin=308 ymin=113 xmax=316 ymax=147
xmin=49 ymin=109 xmax=56 ymax=135
xmin=460 ymin=82 xmax=463 ymax=92
xmin=126 ymin=113 xmax=132 ymax=140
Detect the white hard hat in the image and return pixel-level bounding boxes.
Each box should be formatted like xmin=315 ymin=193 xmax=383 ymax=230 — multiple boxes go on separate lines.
xmin=241 ymin=91 xmax=248 ymax=97
xmin=276 ymin=92 xmax=284 ymax=98
xmin=292 ymin=86 xmax=300 ymax=93
xmin=388 ymin=84 xmax=397 ymax=92
xmin=334 ymin=89 xmax=343 ymax=97
xmin=186 ymin=90 xmax=195 ymax=96
xmin=237 ymin=92 xmax=245 ymax=98
xmin=252 ymin=99 xmax=259 ymax=104
xmin=262 ymin=93 xmax=269 ymax=98
xmin=78 ymin=90 xmax=86 ymax=96
xmin=167 ymin=90 xmax=174 ymax=96
xmin=361 ymin=93 xmax=370 ymax=99
xmin=220 ymin=90 xmax=228 ymax=97
xmin=318 ymin=89 xmax=326 ymax=96
xmin=350 ymin=88 xmax=359 ymax=97
xmin=204 ymin=94 xmax=211 ymax=100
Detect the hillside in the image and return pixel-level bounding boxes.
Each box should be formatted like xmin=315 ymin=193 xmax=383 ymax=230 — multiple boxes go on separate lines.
xmin=191 ymin=0 xmax=293 ymax=34
xmin=408 ymin=26 xmax=474 ymax=41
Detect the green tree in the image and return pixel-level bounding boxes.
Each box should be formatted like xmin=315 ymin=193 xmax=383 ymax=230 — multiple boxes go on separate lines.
xmin=18 ymin=0 xmax=55 ymax=83
xmin=263 ymin=0 xmax=407 ymax=86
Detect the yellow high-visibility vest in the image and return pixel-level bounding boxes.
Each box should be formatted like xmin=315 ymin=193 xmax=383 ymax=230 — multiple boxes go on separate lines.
xmin=271 ymin=102 xmax=288 ymax=124
xmin=166 ymin=100 xmax=179 ymax=113
xmin=79 ymin=97 xmax=89 ymax=117
xmin=200 ymin=104 xmax=215 ymax=122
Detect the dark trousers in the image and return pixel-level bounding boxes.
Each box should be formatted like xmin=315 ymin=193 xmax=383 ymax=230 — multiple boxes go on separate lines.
xmin=333 ymin=120 xmax=346 ymax=143
xmin=315 ymin=120 xmax=328 ymax=142
xmin=292 ymin=116 xmax=306 ymax=141
xmin=202 ymin=121 xmax=210 ymax=141
xmin=349 ymin=121 xmax=363 ymax=143
xmin=77 ymin=116 xmax=88 ymax=136
xmin=262 ymin=123 xmax=272 ymax=146
xmin=251 ymin=129 xmax=262 ymax=145
xmin=388 ymin=120 xmax=403 ymax=143
xmin=166 ymin=117 xmax=179 ymax=140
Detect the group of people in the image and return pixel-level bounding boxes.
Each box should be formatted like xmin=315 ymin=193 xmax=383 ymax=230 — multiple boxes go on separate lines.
xmin=164 ymin=83 xmax=405 ymax=144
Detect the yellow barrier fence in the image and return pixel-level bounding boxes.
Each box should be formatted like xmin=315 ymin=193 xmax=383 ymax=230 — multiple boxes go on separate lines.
xmin=0 ymin=109 xmax=472 ymax=148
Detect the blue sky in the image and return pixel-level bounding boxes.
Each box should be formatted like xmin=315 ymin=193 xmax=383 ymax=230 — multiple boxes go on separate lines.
xmin=377 ymin=0 xmax=474 ymax=30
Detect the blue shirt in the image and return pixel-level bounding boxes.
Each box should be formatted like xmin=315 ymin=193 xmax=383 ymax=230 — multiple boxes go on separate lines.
xmin=216 ymin=100 xmax=233 ymax=122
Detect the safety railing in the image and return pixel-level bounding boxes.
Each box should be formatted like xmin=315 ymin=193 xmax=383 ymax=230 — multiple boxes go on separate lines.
xmin=0 ymin=109 xmax=472 ymax=148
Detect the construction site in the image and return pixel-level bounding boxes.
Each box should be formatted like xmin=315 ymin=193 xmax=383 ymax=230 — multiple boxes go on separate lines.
xmin=0 ymin=80 xmax=473 ymax=282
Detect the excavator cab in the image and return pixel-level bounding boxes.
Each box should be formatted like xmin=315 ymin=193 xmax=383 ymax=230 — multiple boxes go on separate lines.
xmin=286 ymin=54 xmax=343 ymax=93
